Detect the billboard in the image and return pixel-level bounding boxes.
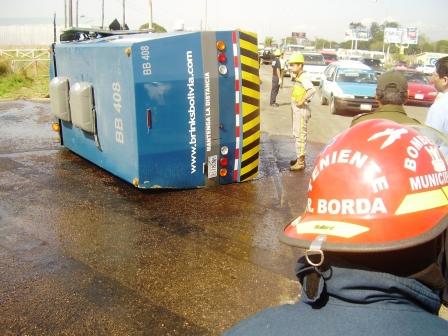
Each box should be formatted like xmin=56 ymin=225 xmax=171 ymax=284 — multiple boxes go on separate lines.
xmin=384 ymin=27 xmax=418 ymax=45
xmin=292 ymin=32 xmax=306 ymax=39
xmin=402 ymin=27 xmax=418 ymax=45
xmin=345 ymin=28 xmax=371 ymax=41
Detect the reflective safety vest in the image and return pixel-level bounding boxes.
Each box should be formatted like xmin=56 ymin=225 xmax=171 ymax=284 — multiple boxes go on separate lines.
xmin=292 ymin=73 xmax=306 ymax=102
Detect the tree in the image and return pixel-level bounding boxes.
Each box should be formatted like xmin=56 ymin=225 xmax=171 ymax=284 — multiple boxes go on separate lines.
xmin=370 ymin=22 xmax=383 ymax=40
xmin=139 ymin=22 xmax=167 ymax=32
xmin=349 ymin=22 xmax=366 ymax=30
xmin=264 ymin=37 xmax=273 ymax=47
xmin=436 ymin=40 xmax=448 ymax=53
xmin=382 ymin=21 xmax=400 ymax=29
xmin=285 ymin=36 xmax=296 ymax=45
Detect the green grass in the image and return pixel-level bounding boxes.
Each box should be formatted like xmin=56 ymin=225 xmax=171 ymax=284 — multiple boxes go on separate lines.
xmin=0 ymin=57 xmax=49 ymax=100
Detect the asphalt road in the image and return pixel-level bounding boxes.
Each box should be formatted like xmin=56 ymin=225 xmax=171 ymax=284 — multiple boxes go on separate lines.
xmin=0 ymin=67 xmax=429 ymax=335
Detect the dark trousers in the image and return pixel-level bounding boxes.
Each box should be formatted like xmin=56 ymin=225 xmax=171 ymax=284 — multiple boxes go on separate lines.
xmin=270 ymin=77 xmax=280 ymax=105
xmin=440 ymin=231 xmax=448 ymax=305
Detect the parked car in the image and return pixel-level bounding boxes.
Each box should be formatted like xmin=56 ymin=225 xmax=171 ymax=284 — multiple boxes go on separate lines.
xmin=282 ymin=44 xmax=305 ymax=60
xmin=361 ymin=58 xmax=385 ymax=76
xmin=398 ymin=70 xmax=438 ymax=106
xmin=285 ymin=52 xmax=326 ymax=84
xmin=261 ymin=47 xmax=274 ymax=65
xmin=320 ymin=61 xmax=378 ymax=116
xmin=321 ymin=51 xmax=338 ymax=65
xmin=416 ymin=64 xmax=436 ymax=75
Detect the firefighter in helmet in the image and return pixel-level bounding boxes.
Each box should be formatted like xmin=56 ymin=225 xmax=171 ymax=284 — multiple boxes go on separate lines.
xmin=288 ymin=53 xmax=316 ymax=171
xmin=226 ymin=119 xmax=448 ymax=335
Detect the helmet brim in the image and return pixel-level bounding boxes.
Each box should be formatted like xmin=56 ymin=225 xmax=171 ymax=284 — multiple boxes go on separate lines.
xmin=280 ymin=210 xmax=448 ymax=253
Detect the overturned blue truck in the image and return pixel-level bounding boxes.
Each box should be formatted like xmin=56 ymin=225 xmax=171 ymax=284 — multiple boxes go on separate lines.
xmin=50 ymin=28 xmax=260 ymax=188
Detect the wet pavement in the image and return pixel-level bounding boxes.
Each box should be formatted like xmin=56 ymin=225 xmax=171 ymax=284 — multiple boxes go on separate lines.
xmin=0 ymin=67 xmax=428 ymax=335
xmin=0 ymin=99 xmax=319 ymax=335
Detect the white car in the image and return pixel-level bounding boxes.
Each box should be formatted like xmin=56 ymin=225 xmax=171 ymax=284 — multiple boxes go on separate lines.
xmin=319 ymin=61 xmax=378 ymax=116
xmin=285 ymin=52 xmax=326 ymax=84
xmin=416 ymin=64 xmax=436 ymax=75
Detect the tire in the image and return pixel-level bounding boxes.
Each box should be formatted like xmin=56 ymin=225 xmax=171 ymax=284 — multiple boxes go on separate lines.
xmin=320 ymin=92 xmax=328 ymax=105
xmin=330 ymin=96 xmax=336 ymax=114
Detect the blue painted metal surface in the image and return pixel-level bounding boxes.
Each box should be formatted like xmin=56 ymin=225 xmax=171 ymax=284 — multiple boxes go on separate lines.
xmin=337 ymin=83 xmax=377 ymax=97
xmin=52 ymin=31 xmax=255 ymax=189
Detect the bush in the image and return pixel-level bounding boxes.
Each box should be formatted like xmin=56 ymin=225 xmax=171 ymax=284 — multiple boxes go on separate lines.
xmin=0 ymin=58 xmax=11 ymax=76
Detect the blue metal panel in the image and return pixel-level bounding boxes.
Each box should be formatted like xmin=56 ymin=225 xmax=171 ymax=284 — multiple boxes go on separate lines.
xmin=55 ymin=40 xmax=139 ymax=184
xmin=133 ymin=33 xmax=206 ymax=188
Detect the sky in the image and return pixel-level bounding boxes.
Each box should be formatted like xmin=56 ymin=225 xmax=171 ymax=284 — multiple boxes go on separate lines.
xmin=0 ymin=0 xmax=447 ymax=43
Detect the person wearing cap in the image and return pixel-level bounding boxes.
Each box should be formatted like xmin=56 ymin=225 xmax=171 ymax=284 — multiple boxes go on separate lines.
xmin=269 ymin=49 xmax=282 ymax=107
xmin=288 ymin=53 xmax=316 ymax=171
xmin=351 ymin=70 xmax=421 ymax=127
xmin=225 ymin=119 xmax=448 ymax=335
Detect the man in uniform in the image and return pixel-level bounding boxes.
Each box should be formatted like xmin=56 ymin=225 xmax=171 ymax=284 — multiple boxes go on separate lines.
xmin=269 ymin=49 xmax=282 ymax=107
xmin=225 ymin=120 xmax=448 ymax=335
xmin=351 ymin=70 xmax=420 ymax=126
xmin=288 ymin=53 xmax=316 ymax=171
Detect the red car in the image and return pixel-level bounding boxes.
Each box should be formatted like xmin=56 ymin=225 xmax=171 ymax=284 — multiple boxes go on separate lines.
xmin=321 ymin=51 xmax=338 ymax=65
xmin=399 ymin=70 xmax=438 ymax=106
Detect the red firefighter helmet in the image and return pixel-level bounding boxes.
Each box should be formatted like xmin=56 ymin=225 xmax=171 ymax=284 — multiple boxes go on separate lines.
xmin=281 ymin=119 xmax=448 ymax=252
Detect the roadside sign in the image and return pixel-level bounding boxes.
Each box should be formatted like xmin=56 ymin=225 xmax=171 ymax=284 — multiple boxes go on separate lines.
xmin=384 ymin=27 xmax=418 ymax=45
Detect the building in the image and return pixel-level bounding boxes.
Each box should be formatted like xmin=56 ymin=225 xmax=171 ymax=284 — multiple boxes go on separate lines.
xmin=415 ymin=52 xmax=448 ymax=66
xmin=0 ymin=24 xmax=64 ymax=46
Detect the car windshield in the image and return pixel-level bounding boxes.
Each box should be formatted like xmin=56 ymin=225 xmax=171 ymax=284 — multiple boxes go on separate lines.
xmin=362 ymin=59 xmax=381 ymax=68
xmin=402 ymin=71 xmax=429 ymax=84
xmin=336 ymin=68 xmax=377 ymax=84
xmin=285 ymin=45 xmax=304 ymax=52
xmin=304 ymin=54 xmax=326 ymax=65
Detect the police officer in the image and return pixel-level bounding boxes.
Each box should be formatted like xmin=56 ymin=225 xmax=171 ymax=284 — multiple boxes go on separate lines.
xmin=288 ymin=53 xmax=315 ymax=171
xmin=225 ymin=120 xmax=448 ymax=335
xmin=351 ymin=70 xmax=420 ymax=126
xmin=269 ymin=49 xmax=282 ymax=107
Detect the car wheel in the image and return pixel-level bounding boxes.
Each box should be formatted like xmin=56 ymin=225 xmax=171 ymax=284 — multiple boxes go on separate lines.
xmin=330 ymin=96 xmax=336 ymax=114
xmin=320 ymin=92 xmax=327 ymax=105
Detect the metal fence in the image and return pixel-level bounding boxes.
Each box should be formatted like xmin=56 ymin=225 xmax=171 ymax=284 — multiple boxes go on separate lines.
xmin=0 ymin=48 xmax=50 ymax=76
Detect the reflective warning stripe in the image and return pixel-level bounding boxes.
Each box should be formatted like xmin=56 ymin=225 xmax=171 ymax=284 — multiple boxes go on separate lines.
xmin=241 ymin=55 xmax=259 ymax=69
xmin=232 ymin=31 xmax=241 ymax=182
xmin=294 ymin=220 xmax=370 ymax=239
xmin=239 ymin=31 xmax=260 ymax=182
xmin=242 ymin=86 xmax=260 ymax=101
xmin=395 ymin=188 xmax=448 ymax=215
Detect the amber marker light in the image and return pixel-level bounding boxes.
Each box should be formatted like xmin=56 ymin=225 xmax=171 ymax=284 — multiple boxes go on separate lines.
xmin=216 ymin=40 xmax=226 ymax=51
xmin=219 ymin=168 xmax=228 ymax=177
xmin=52 ymin=122 xmax=60 ymax=132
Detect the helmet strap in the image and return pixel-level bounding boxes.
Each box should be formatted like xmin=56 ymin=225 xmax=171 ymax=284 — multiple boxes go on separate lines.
xmin=305 ymin=235 xmax=326 ymax=267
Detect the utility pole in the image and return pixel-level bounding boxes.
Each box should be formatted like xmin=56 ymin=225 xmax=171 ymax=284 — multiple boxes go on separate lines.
xmin=148 ymin=0 xmax=153 ymax=31
xmin=53 ymin=12 xmax=57 ymax=42
xmin=64 ymin=0 xmax=67 ymax=28
xmin=204 ymin=0 xmax=207 ymax=31
xmin=101 ymin=0 xmax=105 ymax=29
xmin=122 ymin=0 xmax=126 ymax=29
xmin=76 ymin=0 xmax=79 ymax=27
xmin=68 ymin=0 xmax=73 ymax=27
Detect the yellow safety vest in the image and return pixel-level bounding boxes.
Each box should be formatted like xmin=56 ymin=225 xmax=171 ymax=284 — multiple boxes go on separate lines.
xmin=291 ymin=73 xmax=306 ymax=102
